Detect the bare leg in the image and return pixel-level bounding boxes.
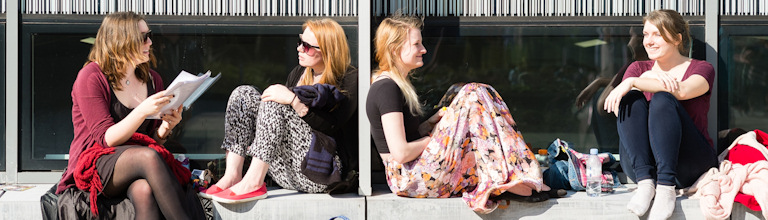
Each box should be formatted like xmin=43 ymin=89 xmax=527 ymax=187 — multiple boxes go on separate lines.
xmin=226 ymin=158 xmax=269 ymax=194
xmin=506 ymin=183 xmax=535 ymax=196
xmin=213 ymin=151 xmax=245 ymax=189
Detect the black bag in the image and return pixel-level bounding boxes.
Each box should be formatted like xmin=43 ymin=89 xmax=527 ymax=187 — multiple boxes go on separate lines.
xmin=52 ymin=183 xmax=208 ymax=220
xmin=41 ymin=184 xmax=59 ymax=220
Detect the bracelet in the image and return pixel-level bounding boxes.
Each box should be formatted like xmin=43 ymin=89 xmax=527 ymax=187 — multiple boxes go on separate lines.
xmin=291 ymin=94 xmax=297 ymax=104
xmin=157 ymin=129 xmax=171 ymax=140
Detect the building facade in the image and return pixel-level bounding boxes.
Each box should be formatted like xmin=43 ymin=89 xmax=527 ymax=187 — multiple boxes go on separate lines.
xmin=1 ymin=0 xmax=766 ymax=196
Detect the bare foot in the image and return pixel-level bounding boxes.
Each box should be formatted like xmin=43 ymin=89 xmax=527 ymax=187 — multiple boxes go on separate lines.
xmin=506 ymin=183 xmax=534 ymax=196
xmin=228 ymin=179 xmax=262 ymax=195
xmin=214 ymin=174 xmax=242 ymax=190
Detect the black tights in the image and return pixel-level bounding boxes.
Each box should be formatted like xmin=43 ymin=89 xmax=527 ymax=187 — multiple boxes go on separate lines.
xmin=102 ymin=147 xmax=190 ymax=220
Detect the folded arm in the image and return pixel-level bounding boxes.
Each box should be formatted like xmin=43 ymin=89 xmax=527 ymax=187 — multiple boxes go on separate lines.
xmin=380 ymin=112 xmax=431 ymax=164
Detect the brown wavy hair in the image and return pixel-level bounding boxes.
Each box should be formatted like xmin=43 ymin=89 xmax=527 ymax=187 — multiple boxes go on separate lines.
xmin=644 ymin=9 xmax=691 ymax=56
xmin=297 ymin=18 xmax=350 ymax=87
xmin=86 ymin=11 xmax=156 ymax=91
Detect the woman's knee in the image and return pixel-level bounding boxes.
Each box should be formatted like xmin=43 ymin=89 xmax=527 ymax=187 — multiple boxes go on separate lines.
xmin=258 ymin=99 xmax=292 ymax=116
xmin=620 ymin=90 xmax=646 ymax=105
xmin=648 ymin=92 xmax=679 ymax=113
xmin=616 ymin=90 xmax=647 ymax=120
xmin=232 ymin=85 xmax=260 ymax=97
xmin=125 ymin=147 xmax=165 ymax=168
xmin=126 ymin=179 xmax=154 ymax=203
xmin=229 ymin=85 xmax=261 ymax=105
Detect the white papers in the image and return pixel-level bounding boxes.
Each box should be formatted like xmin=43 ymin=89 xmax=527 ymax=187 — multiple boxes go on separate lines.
xmin=150 ymin=70 xmax=220 ymax=119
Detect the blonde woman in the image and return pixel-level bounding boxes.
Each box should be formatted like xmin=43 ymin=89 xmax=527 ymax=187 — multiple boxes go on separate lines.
xmin=201 ymin=18 xmax=358 ymax=203
xmin=366 ymin=15 xmax=548 ymax=214
xmin=62 ymin=12 xmax=201 ymax=219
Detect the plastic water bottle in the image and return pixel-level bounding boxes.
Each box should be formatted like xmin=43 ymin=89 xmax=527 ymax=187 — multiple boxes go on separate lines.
xmin=586 ymin=148 xmax=602 ymax=197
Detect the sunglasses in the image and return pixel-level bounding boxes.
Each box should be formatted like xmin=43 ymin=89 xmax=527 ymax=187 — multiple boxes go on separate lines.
xmin=142 ymin=30 xmax=153 ymax=43
xmin=297 ymin=34 xmax=320 ymax=54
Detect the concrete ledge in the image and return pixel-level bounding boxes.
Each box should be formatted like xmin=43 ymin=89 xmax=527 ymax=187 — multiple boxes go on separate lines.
xmin=0 ymin=184 xmax=53 ymax=220
xmin=2 ymin=183 xmax=766 ymax=220
xmin=367 ymin=184 xmax=704 ymax=220
xmin=731 ymin=203 xmax=766 ymax=220
xmin=211 ymin=187 xmax=365 ymax=220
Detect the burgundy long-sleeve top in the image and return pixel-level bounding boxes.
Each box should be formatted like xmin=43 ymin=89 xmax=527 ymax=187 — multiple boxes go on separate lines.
xmin=57 ymin=62 xmax=164 ymax=194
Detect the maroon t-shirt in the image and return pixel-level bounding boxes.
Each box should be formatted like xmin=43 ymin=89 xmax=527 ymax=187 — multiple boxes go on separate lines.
xmin=622 ymin=59 xmax=715 ymax=145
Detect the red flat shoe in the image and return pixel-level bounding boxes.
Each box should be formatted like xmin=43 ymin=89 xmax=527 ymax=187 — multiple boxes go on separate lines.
xmin=198 ymin=185 xmax=225 ymax=199
xmin=211 ymin=185 xmax=268 ymax=204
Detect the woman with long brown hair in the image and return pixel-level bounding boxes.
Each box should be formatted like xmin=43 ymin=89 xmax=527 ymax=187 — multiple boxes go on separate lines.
xmin=604 ymin=9 xmax=718 ymax=219
xmin=60 ymin=11 xmax=202 ymax=219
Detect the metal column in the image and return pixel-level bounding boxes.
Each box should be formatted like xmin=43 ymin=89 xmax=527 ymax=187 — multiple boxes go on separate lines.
xmin=357 ymin=0 xmax=372 ymax=196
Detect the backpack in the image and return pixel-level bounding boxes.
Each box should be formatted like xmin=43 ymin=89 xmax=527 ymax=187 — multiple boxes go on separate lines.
xmin=543 ymin=138 xmax=621 ymax=191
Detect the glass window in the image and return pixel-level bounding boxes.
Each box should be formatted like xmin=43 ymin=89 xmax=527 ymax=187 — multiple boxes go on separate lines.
xmin=410 ymin=18 xmax=706 ymax=154
xmin=721 ymin=21 xmax=768 ymax=135
xmin=22 ymin=16 xmax=357 ymax=170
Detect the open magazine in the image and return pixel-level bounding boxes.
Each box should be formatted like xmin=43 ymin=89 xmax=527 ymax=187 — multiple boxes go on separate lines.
xmin=149 ymin=70 xmax=221 ymax=119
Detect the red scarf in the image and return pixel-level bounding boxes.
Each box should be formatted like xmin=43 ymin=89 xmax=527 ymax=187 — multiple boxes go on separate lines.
xmin=73 ymin=133 xmax=190 ymax=217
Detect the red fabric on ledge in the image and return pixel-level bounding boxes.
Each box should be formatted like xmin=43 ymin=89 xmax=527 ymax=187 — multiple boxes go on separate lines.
xmin=729 ymin=129 xmax=768 ymax=211
xmin=73 ymin=133 xmax=190 ymax=217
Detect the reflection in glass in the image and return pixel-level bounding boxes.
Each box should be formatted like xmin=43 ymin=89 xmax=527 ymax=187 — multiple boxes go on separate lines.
xmin=727 ymin=36 xmax=768 ymax=132
xmin=410 ymin=24 xmax=704 ymax=154
xmin=28 ymin=28 xmax=358 ymax=170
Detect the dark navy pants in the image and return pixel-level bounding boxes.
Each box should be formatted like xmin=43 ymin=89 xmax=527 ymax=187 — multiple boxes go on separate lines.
xmin=617 ymin=91 xmax=717 ymax=187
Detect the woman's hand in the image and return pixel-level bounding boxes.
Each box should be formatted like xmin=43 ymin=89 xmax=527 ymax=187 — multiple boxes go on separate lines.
xmin=105 ymin=91 xmax=172 ymax=146
xmin=640 ymin=70 xmax=679 ymax=92
xmin=157 ymin=105 xmax=182 ymax=141
xmin=262 ymin=84 xmax=309 ymax=116
xmin=161 ymin=105 xmax=183 ymax=129
xmin=261 ymin=84 xmax=295 ymax=105
xmin=418 ymin=107 xmax=448 ymax=136
xmin=603 ymin=79 xmax=634 ymax=117
xmin=135 ymin=91 xmax=173 ymax=118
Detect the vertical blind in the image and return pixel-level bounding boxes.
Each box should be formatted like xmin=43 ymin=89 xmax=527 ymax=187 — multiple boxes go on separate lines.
xmin=372 ymin=0 xmax=759 ymax=17
xmin=9 ymin=1 xmax=767 ymax=16
xmin=20 ymin=0 xmax=358 ymax=16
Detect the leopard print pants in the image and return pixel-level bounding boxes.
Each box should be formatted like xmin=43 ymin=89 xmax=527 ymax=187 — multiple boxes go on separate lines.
xmin=221 ymin=85 xmax=329 ymax=193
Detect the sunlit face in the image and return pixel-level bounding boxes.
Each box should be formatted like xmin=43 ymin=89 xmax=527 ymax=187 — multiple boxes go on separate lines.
xmin=398 ymin=28 xmax=427 ymax=72
xmin=642 ymin=21 xmax=680 ymax=61
xmin=138 ymin=20 xmax=152 ymax=64
xmin=297 ymin=27 xmax=324 ymax=71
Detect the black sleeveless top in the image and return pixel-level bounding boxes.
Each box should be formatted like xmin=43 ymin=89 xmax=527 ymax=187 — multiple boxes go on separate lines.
xmin=109 ymin=79 xmax=156 ymax=136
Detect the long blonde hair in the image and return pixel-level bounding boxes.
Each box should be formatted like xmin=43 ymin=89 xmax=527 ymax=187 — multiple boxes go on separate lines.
xmin=86 ymin=11 xmax=155 ymax=91
xmin=373 ymin=15 xmax=424 ymax=116
xmin=298 ymin=18 xmax=351 ymax=87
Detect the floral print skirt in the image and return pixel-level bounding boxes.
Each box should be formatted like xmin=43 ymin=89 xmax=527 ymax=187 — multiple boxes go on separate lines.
xmin=384 ymin=83 xmax=544 ymax=213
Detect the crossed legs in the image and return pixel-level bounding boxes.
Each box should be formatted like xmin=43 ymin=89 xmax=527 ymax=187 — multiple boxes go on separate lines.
xmin=102 ymin=147 xmax=190 ymax=220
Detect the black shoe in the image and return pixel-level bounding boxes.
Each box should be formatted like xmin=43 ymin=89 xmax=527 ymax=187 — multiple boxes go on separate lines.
xmin=493 ymin=190 xmax=549 ymax=203
xmin=492 ymin=189 xmax=567 ymax=202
